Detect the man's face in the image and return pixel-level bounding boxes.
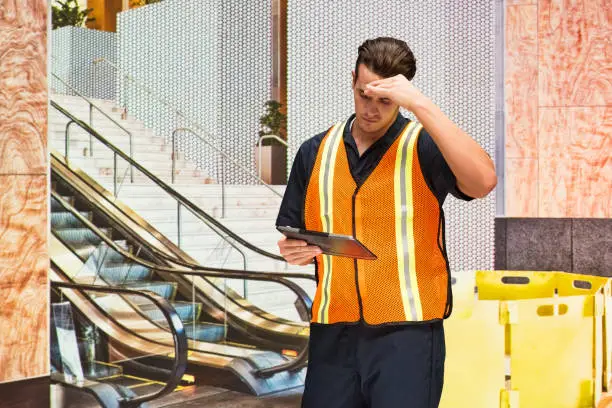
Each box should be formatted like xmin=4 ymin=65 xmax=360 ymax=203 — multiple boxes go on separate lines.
xmin=352 ymin=64 xmax=400 ymax=135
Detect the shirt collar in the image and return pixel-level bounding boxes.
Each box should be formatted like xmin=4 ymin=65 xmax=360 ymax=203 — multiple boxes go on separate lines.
xmin=343 ymin=112 xmax=409 ymax=153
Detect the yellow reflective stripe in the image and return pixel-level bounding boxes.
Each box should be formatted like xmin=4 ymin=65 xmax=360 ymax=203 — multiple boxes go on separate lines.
xmin=394 ymin=122 xmax=417 ymax=320
xmin=317 ymin=123 xmax=345 ymax=323
xmin=406 ymin=124 xmax=423 ymax=321
xmin=394 ymin=122 xmax=423 ymax=321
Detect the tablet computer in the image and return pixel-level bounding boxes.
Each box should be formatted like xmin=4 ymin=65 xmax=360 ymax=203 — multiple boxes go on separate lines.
xmin=277 ymin=226 xmax=377 ymax=260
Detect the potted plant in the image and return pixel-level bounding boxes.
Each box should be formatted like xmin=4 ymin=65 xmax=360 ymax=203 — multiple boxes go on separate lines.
xmin=255 ymin=100 xmax=287 ymax=184
xmin=129 ymin=0 xmax=163 ymax=8
xmin=52 ymin=0 xmax=95 ymax=29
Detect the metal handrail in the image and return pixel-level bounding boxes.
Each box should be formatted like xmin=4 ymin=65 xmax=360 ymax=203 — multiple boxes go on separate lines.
xmin=51 ymin=100 xmax=285 ymax=263
xmin=51 ymin=191 xmax=312 ymax=377
xmin=51 ymin=281 xmax=188 ymax=407
xmin=170 ymin=127 xmax=283 ymax=199
xmin=50 ymin=71 xmax=134 ymax=183
xmin=51 ymin=103 xmax=248 ymax=270
xmin=92 ymin=57 xmax=283 ymax=199
xmin=257 ymin=135 xmax=288 ymax=180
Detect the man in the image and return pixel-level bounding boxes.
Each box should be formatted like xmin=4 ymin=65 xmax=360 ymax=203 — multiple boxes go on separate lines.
xmin=276 ymin=37 xmax=496 ymax=408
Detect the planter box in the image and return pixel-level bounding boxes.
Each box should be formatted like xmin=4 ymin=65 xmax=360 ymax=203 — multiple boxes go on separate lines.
xmin=254 ymin=144 xmax=287 ymax=185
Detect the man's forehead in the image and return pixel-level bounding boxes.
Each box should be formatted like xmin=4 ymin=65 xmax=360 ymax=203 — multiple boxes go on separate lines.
xmin=356 ymin=65 xmax=385 ymax=85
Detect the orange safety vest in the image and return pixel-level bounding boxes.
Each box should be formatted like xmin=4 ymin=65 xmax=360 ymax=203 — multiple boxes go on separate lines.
xmin=304 ymin=120 xmax=451 ymax=325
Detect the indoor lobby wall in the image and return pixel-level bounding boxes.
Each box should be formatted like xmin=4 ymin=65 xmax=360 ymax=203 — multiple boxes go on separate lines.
xmin=0 ymin=0 xmax=50 ymax=397
xmin=500 ymin=0 xmax=610 ymax=276
xmin=504 ymin=0 xmax=610 ymax=218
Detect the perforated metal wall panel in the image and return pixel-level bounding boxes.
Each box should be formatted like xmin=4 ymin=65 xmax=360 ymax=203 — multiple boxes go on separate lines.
xmin=50 ymin=26 xmax=117 ymax=99
xmin=287 ymin=0 xmax=496 ymax=271
xmin=117 ymin=0 xmax=271 ymax=184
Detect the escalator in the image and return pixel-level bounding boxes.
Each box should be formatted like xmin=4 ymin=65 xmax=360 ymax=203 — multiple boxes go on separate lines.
xmin=49 ymin=100 xmax=315 ymax=396
xmin=50 ymin=279 xmax=188 ymax=408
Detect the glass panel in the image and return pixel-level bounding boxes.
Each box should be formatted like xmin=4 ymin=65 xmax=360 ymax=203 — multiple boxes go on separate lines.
xmin=51 ymin=284 xmax=180 ymax=400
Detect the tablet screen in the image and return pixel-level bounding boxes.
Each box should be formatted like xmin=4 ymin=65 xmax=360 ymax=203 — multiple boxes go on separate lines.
xmin=277 ymin=226 xmax=377 ymax=260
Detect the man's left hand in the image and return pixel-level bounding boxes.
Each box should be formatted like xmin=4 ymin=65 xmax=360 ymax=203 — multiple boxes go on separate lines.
xmin=364 ymin=74 xmax=426 ymax=112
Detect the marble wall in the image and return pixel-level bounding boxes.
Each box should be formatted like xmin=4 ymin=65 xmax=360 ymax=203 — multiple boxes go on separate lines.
xmin=505 ymin=0 xmax=611 ymax=217
xmin=0 ymin=0 xmax=49 ymax=383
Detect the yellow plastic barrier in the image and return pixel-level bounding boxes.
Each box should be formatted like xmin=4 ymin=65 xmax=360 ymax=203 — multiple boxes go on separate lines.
xmin=439 ymin=271 xmax=506 ymax=408
xmin=476 ymin=270 xmax=557 ymax=301
xmin=475 ymin=270 xmax=607 ymax=408
xmin=509 ymin=293 xmax=603 ymax=408
xmin=605 ymin=283 xmax=612 ymax=392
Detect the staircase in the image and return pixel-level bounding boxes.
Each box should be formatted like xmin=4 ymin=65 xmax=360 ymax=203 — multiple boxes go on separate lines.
xmin=49 ymin=93 xmax=314 ymax=320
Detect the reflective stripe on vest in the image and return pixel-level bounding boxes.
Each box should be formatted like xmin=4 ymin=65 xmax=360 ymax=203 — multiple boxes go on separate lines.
xmin=305 ymin=120 xmax=450 ymax=325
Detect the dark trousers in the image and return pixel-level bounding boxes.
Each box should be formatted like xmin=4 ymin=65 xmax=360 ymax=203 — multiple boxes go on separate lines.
xmin=302 ymin=321 xmax=445 ymax=408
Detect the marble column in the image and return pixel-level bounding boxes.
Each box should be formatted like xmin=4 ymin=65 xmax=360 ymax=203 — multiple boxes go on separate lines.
xmin=0 ymin=0 xmax=49 ymax=383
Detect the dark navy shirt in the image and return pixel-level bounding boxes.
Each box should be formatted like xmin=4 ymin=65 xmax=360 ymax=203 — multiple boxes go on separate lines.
xmin=276 ymin=113 xmax=473 ymax=229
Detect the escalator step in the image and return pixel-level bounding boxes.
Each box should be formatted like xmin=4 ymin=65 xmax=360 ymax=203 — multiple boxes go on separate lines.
xmin=51 ymin=211 xmax=93 ymax=229
xmin=70 ymin=243 xmax=131 ymax=264
xmin=54 ymin=228 xmax=112 ymax=246
xmin=121 ymin=281 xmax=178 ymax=300
xmin=50 ymin=195 xmax=75 ymax=211
xmin=98 ymin=263 xmax=152 ymax=283
xmin=245 ymin=352 xmax=288 ymax=370
xmin=184 ymin=322 xmax=226 ymax=343
xmin=140 ymin=301 xmax=201 ymax=324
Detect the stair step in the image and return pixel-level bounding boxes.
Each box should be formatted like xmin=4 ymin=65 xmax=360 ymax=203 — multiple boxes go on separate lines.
xmin=117 ymin=184 xmax=286 ymax=197
xmin=52 ymin=147 xmax=185 ymax=162
xmin=63 ymin=156 xmax=194 ymax=172
xmin=50 ymin=135 xmax=168 ymax=154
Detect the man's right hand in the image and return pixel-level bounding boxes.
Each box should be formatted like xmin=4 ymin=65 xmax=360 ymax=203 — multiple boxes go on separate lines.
xmin=277 ymin=236 xmax=322 ymax=266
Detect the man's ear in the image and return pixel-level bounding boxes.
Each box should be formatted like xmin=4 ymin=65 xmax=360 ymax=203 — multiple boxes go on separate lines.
xmin=351 ymin=70 xmax=356 ymax=88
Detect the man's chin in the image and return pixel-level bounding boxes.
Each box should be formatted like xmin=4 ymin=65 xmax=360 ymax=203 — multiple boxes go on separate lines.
xmin=359 ymin=120 xmax=382 ymax=132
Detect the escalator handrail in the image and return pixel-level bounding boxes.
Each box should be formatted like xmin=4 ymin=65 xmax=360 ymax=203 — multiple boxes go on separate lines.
xmin=51 ymin=191 xmax=311 ymax=377
xmin=51 ymin=153 xmax=249 ymax=278
xmin=51 ymin=190 xmax=315 ymax=285
xmin=50 ymin=100 xmax=285 ymax=262
xmin=51 ymin=281 xmax=188 ymax=407
xmin=51 ymin=151 xmax=316 ymax=324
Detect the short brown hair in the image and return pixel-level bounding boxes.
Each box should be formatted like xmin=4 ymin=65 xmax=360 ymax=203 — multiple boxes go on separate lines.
xmin=354 ymin=37 xmax=417 ymax=82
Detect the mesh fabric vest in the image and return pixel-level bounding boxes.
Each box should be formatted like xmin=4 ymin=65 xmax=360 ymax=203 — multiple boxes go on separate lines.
xmin=304 ymin=120 xmax=451 ymax=325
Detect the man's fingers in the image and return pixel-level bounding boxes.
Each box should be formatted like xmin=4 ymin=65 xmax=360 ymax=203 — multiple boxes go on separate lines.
xmin=365 ymin=84 xmax=392 ymax=96
xmin=285 ymin=253 xmax=318 ymax=265
xmin=281 ymin=245 xmax=322 ymax=258
xmin=278 ymin=238 xmax=308 ymax=248
xmin=367 ymin=77 xmax=393 ymax=87
xmin=281 ymin=246 xmax=322 ymax=264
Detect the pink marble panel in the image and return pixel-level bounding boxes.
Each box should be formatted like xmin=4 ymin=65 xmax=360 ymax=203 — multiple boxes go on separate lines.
xmin=566 ymin=107 xmax=611 ymax=217
xmin=538 ymin=0 xmax=612 ymax=107
xmin=538 ymin=107 xmax=611 ymax=218
xmin=506 ymin=0 xmax=537 ymax=5
xmin=0 ymin=175 xmax=49 ymax=382
xmin=538 ymin=108 xmax=572 ymax=217
xmin=506 ymin=158 xmax=539 ymax=216
xmin=0 ymin=0 xmax=48 ymax=175
xmin=506 ymin=5 xmax=539 ymax=158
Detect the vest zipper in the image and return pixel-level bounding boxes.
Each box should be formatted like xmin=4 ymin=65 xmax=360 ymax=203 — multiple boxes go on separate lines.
xmin=352 ymin=186 xmax=365 ymax=322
